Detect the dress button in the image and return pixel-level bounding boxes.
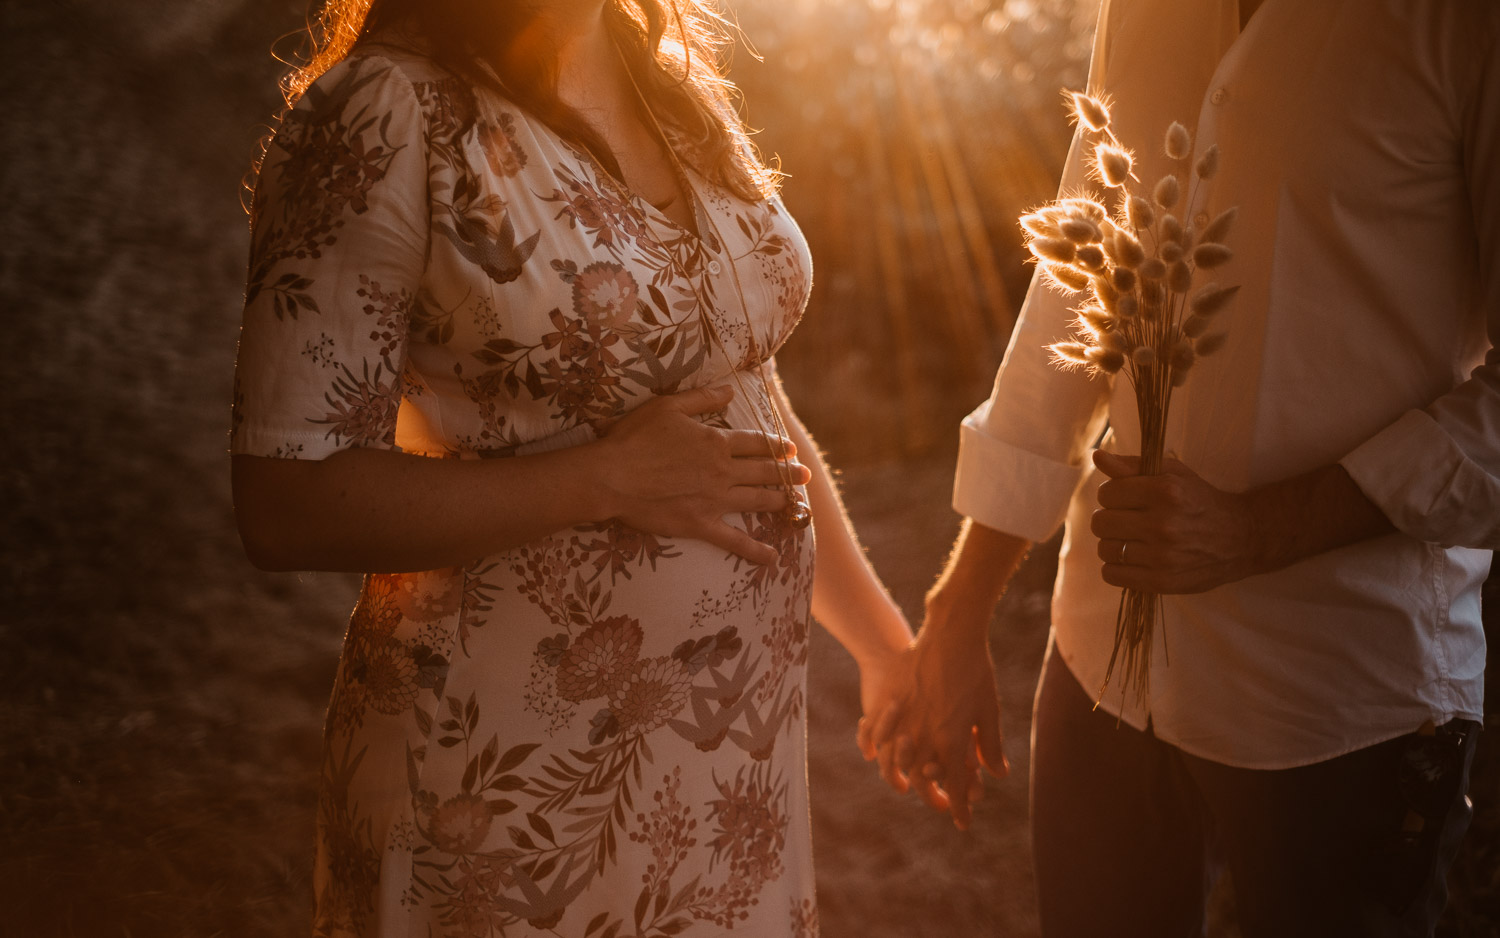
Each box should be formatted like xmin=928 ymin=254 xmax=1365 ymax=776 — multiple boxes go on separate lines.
xmin=1194 ymin=212 xmax=1210 ymax=227
xmin=708 ymin=259 xmax=723 ymax=276
xmin=1210 ymin=87 xmax=1228 ymax=105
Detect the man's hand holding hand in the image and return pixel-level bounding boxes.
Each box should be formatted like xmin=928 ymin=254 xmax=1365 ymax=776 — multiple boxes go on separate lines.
xmin=857 ymin=589 xmax=1008 ymax=830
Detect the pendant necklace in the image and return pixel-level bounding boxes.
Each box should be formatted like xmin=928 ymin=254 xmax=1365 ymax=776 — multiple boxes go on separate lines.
xmin=605 ymin=52 xmax=813 ymax=530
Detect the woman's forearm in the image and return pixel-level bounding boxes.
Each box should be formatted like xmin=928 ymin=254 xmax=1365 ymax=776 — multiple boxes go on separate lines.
xmin=233 ymin=385 xmax=808 ymax=573
xmin=232 ymin=443 xmax=614 ymax=573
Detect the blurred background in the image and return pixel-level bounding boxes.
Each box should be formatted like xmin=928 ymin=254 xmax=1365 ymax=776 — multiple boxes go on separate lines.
xmin=0 ymin=0 xmax=1494 ymax=935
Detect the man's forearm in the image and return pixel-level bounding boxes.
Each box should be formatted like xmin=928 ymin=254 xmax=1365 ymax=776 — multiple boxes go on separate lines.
xmin=1248 ymin=462 xmax=1395 ymax=576
xmin=925 ymin=519 xmax=1031 ymax=634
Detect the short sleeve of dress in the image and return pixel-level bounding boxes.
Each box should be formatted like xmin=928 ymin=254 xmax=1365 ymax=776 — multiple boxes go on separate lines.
xmin=230 ymin=54 xmax=429 ymax=460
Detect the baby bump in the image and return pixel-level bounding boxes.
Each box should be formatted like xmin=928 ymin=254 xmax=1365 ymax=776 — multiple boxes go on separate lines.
xmin=387 ymin=514 xmax=817 ymax=830
xmin=318 ymin=511 xmax=815 ymax=932
xmin=456 ymin=509 xmax=817 ymax=730
xmin=329 ymin=372 xmax=815 ymax=776
xmin=328 ymin=504 xmax=812 ymax=739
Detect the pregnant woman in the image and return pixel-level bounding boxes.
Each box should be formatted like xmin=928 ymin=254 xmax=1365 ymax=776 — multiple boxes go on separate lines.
xmin=229 ymin=0 xmax=913 ymax=935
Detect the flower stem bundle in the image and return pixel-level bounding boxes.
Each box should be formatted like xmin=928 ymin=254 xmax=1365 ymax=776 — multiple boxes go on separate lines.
xmin=1022 ymin=92 xmax=1239 ymax=706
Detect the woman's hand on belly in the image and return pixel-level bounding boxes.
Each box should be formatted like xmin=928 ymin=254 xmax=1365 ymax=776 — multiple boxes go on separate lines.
xmin=595 ymin=384 xmax=810 ymax=565
xmin=233 ymin=385 xmax=808 ymax=574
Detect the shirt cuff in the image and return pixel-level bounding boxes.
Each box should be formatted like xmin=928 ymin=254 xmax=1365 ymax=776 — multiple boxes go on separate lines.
xmin=1339 ymin=408 xmax=1498 ymax=548
xmin=953 ymin=412 xmax=1086 ymax=542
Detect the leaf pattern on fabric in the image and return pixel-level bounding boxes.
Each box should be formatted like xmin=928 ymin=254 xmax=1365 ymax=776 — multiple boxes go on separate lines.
xmin=231 ymin=47 xmax=817 ymax=938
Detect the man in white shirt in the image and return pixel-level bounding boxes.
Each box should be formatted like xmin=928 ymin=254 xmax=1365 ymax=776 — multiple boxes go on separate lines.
xmin=861 ymin=1 xmax=1498 ymax=935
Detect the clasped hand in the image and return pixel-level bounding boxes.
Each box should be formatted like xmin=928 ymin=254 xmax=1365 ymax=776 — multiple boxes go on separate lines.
xmin=856 ymin=450 xmax=1264 ymax=830
xmin=597 ymin=384 xmax=810 ymax=565
xmin=855 ymin=604 xmax=1008 ymax=831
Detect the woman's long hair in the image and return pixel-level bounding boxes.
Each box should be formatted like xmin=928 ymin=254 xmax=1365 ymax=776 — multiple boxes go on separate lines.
xmin=275 ymin=0 xmax=779 ymax=202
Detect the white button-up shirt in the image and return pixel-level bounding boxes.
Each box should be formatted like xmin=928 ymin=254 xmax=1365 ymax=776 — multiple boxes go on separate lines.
xmin=954 ymin=0 xmax=1498 ymax=768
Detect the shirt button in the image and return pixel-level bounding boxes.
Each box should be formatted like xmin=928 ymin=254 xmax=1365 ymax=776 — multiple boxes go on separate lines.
xmin=1194 ymin=212 xmax=1210 ymax=227
xmin=708 ymin=259 xmax=723 ymax=275
xmin=1210 ymin=87 xmax=1228 ymax=105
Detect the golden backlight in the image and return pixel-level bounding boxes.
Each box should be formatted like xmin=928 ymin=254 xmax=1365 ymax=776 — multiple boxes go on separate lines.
xmin=728 ymin=0 xmax=1098 ymax=458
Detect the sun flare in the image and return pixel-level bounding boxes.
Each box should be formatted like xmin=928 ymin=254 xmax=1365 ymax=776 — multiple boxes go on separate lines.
xmin=727 ymin=0 xmax=1100 ymax=455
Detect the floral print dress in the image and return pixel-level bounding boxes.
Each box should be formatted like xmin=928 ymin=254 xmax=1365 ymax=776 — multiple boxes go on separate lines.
xmin=230 ymin=48 xmax=817 ymax=938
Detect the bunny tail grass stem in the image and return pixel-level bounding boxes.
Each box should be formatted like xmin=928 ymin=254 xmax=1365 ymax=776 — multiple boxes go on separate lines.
xmin=1098 ymin=361 xmax=1172 ymax=707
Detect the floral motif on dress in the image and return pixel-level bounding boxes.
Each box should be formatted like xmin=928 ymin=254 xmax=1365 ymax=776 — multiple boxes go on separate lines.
xmin=231 ymin=49 xmax=816 ymax=938
xmin=245 ymin=64 xmax=405 ymax=321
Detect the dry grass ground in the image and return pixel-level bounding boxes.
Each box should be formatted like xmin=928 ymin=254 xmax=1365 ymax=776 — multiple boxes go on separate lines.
xmin=1 ymin=2 xmax=1494 ymax=937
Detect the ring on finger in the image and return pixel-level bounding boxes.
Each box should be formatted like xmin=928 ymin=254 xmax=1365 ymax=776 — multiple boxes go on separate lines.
xmin=1118 ymin=540 xmax=1130 ymax=565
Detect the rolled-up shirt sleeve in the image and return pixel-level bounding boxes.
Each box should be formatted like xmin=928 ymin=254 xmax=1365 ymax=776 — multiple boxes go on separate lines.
xmin=954 ymin=1 xmax=1115 ymax=542
xmin=953 ymin=291 xmax=1112 ymax=540
xmin=953 ymin=124 xmax=1112 ymax=541
xmin=1340 ymin=19 xmax=1500 ymax=550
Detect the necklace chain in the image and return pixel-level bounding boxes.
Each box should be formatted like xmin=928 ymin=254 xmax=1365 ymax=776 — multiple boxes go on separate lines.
xmin=604 ymin=51 xmax=811 ymax=529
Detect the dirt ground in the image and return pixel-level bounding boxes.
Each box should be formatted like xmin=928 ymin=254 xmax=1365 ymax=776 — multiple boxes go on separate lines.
xmin=1 ymin=2 xmax=1495 ymax=937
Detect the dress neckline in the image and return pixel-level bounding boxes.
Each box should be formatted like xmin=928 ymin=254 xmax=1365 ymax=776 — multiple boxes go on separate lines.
xmin=573 ymin=128 xmax=718 ymax=254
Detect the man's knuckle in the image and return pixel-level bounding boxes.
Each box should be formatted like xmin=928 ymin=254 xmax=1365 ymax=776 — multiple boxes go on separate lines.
xmin=1163 ymin=477 xmax=1189 ymax=504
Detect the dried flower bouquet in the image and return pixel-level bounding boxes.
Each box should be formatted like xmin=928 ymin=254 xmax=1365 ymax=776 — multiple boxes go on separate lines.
xmin=1021 ymin=92 xmax=1239 ymax=704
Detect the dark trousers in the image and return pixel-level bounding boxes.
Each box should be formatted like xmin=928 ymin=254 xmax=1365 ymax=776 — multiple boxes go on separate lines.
xmin=1030 ymin=643 xmax=1480 ymax=938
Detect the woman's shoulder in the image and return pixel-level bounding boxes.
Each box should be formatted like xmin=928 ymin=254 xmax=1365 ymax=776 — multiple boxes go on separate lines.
xmin=288 ymin=42 xmax=480 ymax=142
xmin=341 ymin=40 xmax=473 ymax=94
